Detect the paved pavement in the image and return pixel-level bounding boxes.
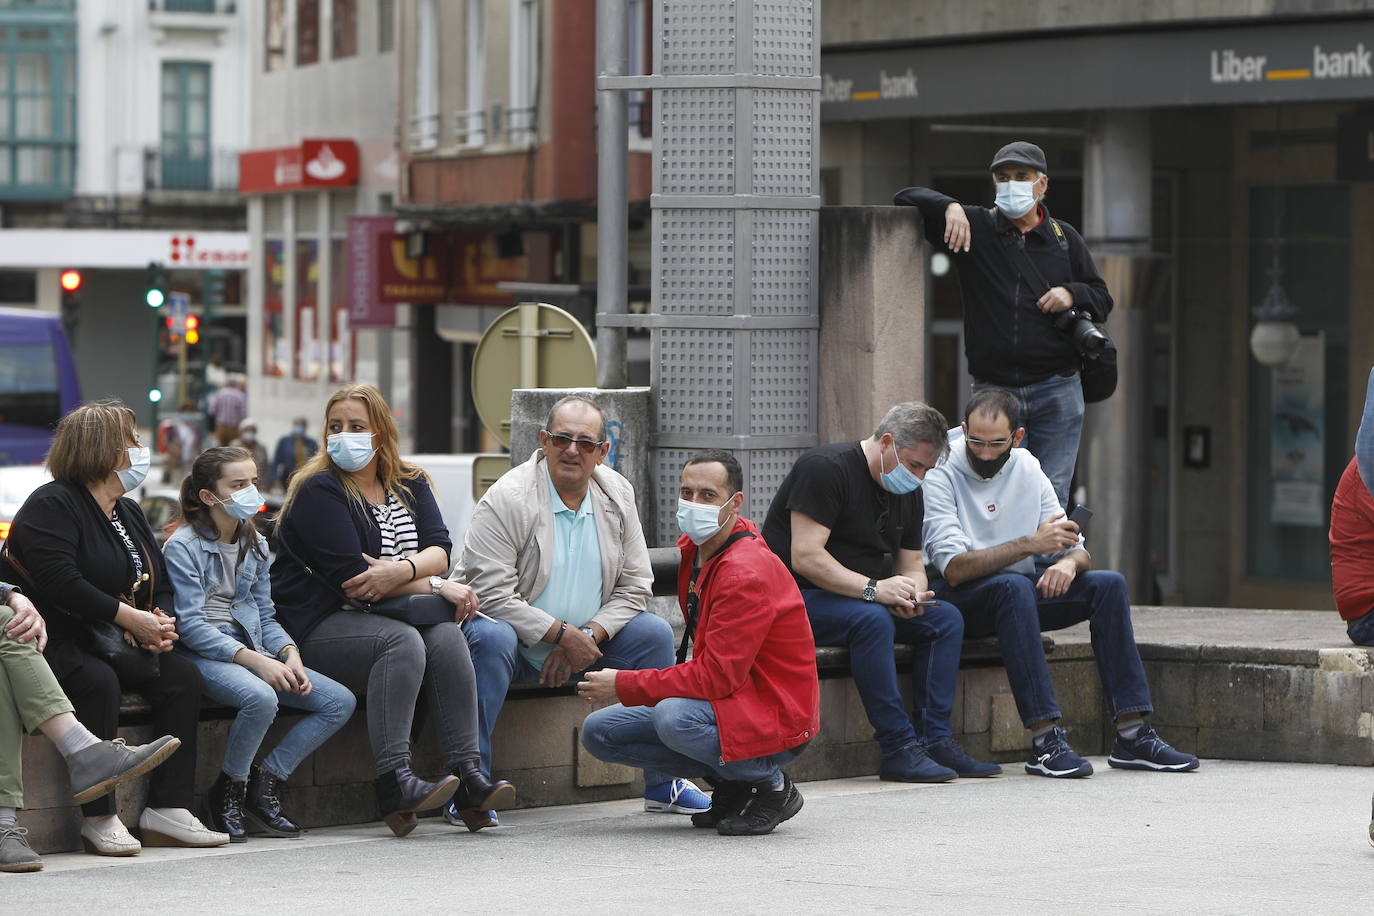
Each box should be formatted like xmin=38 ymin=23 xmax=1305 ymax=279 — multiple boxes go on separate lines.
xmin=12 ymin=757 xmax=1373 ymax=914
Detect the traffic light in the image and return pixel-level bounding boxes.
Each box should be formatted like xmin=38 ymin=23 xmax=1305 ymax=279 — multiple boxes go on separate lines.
xmin=145 ymin=261 xmax=167 ymax=308
xmin=203 ymin=270 xmax=225 ymax=307
xmin=148 ymin=387 xmax=163 ymax=404
xmin=185 ymin=314 xmax=200 ymax=345
xmin=60 ymin=269 xmax=82 ymax=293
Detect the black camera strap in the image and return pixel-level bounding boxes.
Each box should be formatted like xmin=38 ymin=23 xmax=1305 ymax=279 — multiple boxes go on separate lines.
xmin=678 ymin=531 xmax=755 ymax=664
xmin=998 ymin=230 xmax=1053 ymax=299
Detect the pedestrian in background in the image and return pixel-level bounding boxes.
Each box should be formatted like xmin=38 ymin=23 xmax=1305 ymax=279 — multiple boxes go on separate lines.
xmin=208 ymin=374 xmax=248 ymax=448
xmin=231 ymin=418 xmax=273 ymax=492
xmin=271 ymin=416 xmax=318 ymax=493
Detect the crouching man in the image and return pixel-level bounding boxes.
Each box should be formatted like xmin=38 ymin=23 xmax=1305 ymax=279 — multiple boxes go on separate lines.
xmin=579 ymin=450 xmax=820 ymax=836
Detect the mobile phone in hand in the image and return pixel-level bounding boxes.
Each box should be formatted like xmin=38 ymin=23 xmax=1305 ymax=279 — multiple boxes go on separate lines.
xmin=1067 ymin=505 xmax=1093 ymax=532
xmin=914 ymin=599 xmax=939 ymax=607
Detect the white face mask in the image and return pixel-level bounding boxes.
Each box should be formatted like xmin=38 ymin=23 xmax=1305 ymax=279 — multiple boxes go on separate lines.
xmin=676 ymin=498 xmax=728 ymax=545
xmin=994 ymin=179 xmax=1038 ymax=218
xmin=116 ymin=447 xmax=151 ymax=493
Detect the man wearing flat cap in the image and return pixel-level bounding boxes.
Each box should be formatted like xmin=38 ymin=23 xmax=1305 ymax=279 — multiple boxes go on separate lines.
xmin=894 ymin=141 xmax=1113 ymax=508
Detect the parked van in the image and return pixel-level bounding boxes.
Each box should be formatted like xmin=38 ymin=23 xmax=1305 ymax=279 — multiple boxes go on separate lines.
xmin=0 ymin=307 xmax=81 ymax=466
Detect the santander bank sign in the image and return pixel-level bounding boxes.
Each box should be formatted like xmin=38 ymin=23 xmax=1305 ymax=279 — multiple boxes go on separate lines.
xmin=239 ymin=139 xmax=360 ymax=193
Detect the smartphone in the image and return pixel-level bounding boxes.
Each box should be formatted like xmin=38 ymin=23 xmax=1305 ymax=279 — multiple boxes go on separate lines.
xmin=1067 ymin=505 xmax=1093 ymax=532
xmin=914 ymin=599 xmax=939 ymax=607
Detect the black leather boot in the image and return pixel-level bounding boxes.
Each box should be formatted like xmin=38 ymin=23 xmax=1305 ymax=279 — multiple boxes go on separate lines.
xmin=448 ymin=759 xmax=516 ymax=832
xmin=244 ymin=765 xmax=302 ymax=838
xmin=206 ymin=772 xmax=247 ymax=843
xmin=373 ymin=766 xmax=460 ymax=838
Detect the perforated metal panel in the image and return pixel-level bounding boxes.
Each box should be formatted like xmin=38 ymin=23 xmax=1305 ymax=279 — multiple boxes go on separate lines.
xmin=659 ymin=0 xmax=736 ymax=75
xmin=656 ymin=210 xmax=736 ymax=315
xmin=647 ymin=0 xmax=821 ymax=546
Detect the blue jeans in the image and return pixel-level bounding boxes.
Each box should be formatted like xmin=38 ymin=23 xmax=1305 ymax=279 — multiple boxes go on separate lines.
xmin=974 ymin=371 xmax=1084 ymax=508
xmin=801 ymin=589 xmax=963 ymax=754
xmin=580 ymin=697 xmax=807 ymax=786
xmin=932 ymin=570 xmax=1152 ymax=727
xmin=184 ymin=652 xmax=357 ymax=780
xmin=463 ymin=611 xmax=675 ymax=784
xmin=1348 ymin=610 xmax=1374 ymax=646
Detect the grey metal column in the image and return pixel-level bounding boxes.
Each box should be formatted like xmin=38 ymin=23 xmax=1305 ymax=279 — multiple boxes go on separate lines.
xmin=595 ymin=0 xmax=629 ymax=389
xmin=1080 ymin=110 xmax=1153 ymax=600
xmin=601 ymin=0 xmax=822 ymax=546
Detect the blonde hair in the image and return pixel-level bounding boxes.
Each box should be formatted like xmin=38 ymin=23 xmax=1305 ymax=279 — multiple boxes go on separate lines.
xmin=279 ymin=384 xmax=430 ymax=516
xmin=46 ymin=399 xmax=139 ymax=486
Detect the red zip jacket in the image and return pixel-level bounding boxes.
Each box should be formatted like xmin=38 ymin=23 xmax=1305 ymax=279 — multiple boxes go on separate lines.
xmin=615 ymin=517 xmax=821 ymax=762
xmin=1331 ymin=457 xmax=1374 ymax=621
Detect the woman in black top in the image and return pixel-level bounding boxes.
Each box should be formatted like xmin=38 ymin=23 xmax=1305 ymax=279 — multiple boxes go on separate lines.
xmin=2 ymin=401 xmax=229 ymax=855
xmin=272 ymin=384 xmax=514 ymax=835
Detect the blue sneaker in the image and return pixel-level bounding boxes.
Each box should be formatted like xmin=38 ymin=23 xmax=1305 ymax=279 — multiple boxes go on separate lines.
xmin=1025 ymin=726 xmax=1093 ymax=778
xmin=643 ymin=778 xmax=711 ymax=814
xmin=879 ymin=742 xmax=957 ymax=783
xmin=924 ymin=737 xmax=1002 ymax=778
xmin=1108 ymin=724 xmax=1199 ymax=772
xmin=443 ymin=801 xmax=498 ymax=829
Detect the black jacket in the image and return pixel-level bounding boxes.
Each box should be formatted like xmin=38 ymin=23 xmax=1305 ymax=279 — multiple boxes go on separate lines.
xmin=1 ymin=479 xmax=171 ymax=678
xmin=894 ymin=187 xmax=1113 ymax=387
xmin=270 ymin=470 xmax=453 ymax=641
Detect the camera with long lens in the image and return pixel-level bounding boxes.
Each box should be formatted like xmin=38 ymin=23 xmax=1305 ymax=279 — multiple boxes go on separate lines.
xmin=1052 ymin=307 xmax=1110 ymax=356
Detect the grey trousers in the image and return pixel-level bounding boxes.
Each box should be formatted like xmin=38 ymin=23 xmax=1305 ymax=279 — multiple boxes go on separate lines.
xmin=301 ymin=611 xmax=480 ymax=775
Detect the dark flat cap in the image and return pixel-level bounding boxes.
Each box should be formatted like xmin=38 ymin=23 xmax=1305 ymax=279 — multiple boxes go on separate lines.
xmin=989 ymin=141 xmax=1047 ymax=173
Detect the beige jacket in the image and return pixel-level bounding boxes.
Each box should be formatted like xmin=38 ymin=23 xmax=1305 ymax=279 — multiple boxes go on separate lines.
xmin=461 ymin=449 xmax=652 ymax=647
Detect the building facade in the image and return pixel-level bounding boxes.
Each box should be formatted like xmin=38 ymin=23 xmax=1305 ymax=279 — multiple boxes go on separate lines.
xmin=818 ymin=0 xmax=1374 ymax=609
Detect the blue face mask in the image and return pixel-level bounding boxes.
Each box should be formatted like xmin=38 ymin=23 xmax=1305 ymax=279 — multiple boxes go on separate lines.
xmin=292 ymin=424 xmax=307 ymax=437
xmin=214 ymin=484 xmax=264 ymax=521
xmin=116 ymin=446 xmax=151 ymax=493
xmin=676 ymin=498 xmax=728 ymax=545
xmin=879 ymin=440 xmax=922 ymax=495
xmin=994 ymin=179 xmax=1038 ymax=218
xmin=327 ymin=432 xmax=375 ymax=472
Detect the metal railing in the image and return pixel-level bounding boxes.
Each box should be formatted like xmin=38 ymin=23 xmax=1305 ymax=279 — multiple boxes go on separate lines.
xmin=452 ymin=108 xmax=487 ymax=147
xmin=148 ymin=0 xmax=236 ymax=12
xmin=408 ymin=113 xmax=440 ymax=152
xmin=446 ymin=105 xmax=538 ymax=149
xmin=120 ymin=145 xmax=239 ymax=193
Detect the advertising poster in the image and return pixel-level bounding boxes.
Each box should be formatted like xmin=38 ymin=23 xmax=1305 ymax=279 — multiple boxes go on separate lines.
xmin=1271 ymin=332 xmax=1325 ymax=526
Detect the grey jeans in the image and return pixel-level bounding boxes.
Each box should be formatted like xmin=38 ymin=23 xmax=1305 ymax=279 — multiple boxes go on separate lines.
xmin=301 ymin=610 xmax=480 ymax=775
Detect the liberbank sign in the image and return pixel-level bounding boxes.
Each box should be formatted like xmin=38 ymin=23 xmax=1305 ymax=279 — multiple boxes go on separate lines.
xmin=820 ymin=19 xmax=1374 ymax=121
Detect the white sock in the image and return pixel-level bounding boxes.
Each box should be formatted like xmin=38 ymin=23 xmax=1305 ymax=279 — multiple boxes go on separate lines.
xmin=84 ymin=814 xmax=122 ymax=833
xmin=1031 ymin=724 xmax=1056 ymax=747
xmin=1117 ymin=720 xmax=1144 ymax=740
xmin=53 ymin=721 xmax=101 ymax=760
xmin=0 ymin=807 xmax=16 ymax=829
xmin=148 ymin=807 xmax=194 ymax=826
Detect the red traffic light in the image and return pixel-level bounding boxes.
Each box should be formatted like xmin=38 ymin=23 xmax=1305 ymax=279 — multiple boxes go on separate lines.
xmin=186 ymin=314 xmax=200 ymax=331
xmin=60 ymin=269 xmax=82 ymax=292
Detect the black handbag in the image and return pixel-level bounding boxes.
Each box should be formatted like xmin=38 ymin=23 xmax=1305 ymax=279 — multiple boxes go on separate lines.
xmin=277 ymin=529 xmax=456 ymax=627
xmin=995 ymin=217 xmax=1119 ymax=404
xmin=1 ymin=541 xmax=160 ymax=682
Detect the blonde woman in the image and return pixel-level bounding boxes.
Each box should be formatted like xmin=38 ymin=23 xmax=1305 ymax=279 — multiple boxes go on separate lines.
xmin=270 ymin=385 xmax=514 ymax=835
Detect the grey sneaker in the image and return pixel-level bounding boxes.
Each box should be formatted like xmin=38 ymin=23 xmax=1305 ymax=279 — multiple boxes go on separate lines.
xmin=0 ymin=825 xmax=42 ymax=873
xmin=67 ymin=735 xmax=181 ymax=805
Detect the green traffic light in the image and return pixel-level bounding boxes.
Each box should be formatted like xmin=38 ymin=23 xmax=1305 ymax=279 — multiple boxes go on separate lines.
xmin=146 ymin=288 xmax=165 ymax=308
xmin=148 ymin=388 xmax=163 ymax=403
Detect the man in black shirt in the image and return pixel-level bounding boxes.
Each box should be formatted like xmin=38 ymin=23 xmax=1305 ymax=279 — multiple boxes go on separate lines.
xmin=762 ymin=402 xmax=999 ymax=780
xmin=893 ymin=140 xmax=1113 ymax=508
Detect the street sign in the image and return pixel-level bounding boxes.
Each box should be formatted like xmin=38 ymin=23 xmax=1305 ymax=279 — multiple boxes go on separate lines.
xmin=470 ymin=302 xmax=596 ymax=447
xmin=167 ymin=292 xmax=190 ymax=334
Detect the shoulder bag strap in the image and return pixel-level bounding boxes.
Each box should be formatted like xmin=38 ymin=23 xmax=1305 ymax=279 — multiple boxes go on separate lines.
xmin=676 ymin=531 xmax=755 ymax=664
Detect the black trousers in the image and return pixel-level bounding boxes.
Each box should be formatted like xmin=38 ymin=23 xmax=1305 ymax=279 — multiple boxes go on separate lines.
xmin=56 ymin=642 xmax=202 ymax=817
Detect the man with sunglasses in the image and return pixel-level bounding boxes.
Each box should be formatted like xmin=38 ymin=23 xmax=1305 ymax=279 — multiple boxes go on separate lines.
xmin=922 ymin=388 xmax=1198 ymax=778
xmin=461 ymin=395 xmax=709 ymax=820
xmin=762 ymin=402 xmax=999 ymax=782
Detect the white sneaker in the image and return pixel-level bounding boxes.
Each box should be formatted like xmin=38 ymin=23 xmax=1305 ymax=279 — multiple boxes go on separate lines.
xmin=80 ymin=816 xmax=141 ymax=857
xmin=137 ymin=808 xmax=230 ymax=848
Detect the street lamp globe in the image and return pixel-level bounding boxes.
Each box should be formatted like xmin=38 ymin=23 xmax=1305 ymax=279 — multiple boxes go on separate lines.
xmin=1249 ymin=319 xmax=1300 ymax=368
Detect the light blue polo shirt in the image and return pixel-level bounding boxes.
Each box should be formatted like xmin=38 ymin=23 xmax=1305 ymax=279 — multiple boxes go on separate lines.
xmin=523 ymin=466 xmax=604 ymax=668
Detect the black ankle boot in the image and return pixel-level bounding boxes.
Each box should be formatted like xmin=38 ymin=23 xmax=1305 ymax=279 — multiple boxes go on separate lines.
xmin=691 ymin=778 xmax=750 ymax=829
xmin=206 ymin=772 xmax=247 ymax=843
xmin=448 ymin=760 xmax=516 ymax=832
xmin=244 ymin=765 xmax=302 ymax=838
xmin=372 ymin=766 xmax=460 ymax=838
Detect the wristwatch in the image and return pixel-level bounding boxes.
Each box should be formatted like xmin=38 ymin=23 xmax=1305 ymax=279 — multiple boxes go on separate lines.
xmin=429 ymin=575 xmax=445 ymax=596
xmin=579 ymin=625 xmax=597 ymax=642
xmin=862 ymin=578 xmax=878 ymax=603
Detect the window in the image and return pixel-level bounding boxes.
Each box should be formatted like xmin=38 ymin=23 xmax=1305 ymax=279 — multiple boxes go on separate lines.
xmin=264 ymin=0 xmax=287 ymax=71
xmin=458 ymin=0 xmax=484 ymax=146
xmin=378 ymin=0 xmax=394 ymax=53
xmin=0 ymin=15 xmax=76 ymax=199
xmin=411 ymin=0 xmax=438 ymax=151
xmin=160 ymin=62 xmax=210 ymax=190
xmin=508 ymin=0 xmax=537 ymax=144
xmin=164 ymin=0 xmax=216 ymax=11
xmin=331 ymin=0 xmax=356 ymax=59
xmin=297 ymin=0 xmax=320 ymax=66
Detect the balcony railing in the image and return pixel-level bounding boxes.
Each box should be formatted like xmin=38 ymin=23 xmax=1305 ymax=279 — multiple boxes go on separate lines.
xmin=148 ymin=0 xmax=236 ymax=12
xmin=446 ymin=105 xmax=538 ymax=150
xmin=114 ymin=145 xmax=239 ymax=194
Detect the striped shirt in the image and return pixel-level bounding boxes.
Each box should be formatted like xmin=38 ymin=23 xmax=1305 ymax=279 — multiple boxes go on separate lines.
xmin=208 ymin=386 xmax=247 ymax=428
xmin=371 ymin=493 xmax=419 ymax=559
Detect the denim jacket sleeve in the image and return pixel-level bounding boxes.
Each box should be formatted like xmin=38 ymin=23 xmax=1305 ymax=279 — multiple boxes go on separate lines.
xmin=250 ymin=535 xmax=294 ymax=656
xmin=163 ymin=535 xmax=247 ymax=663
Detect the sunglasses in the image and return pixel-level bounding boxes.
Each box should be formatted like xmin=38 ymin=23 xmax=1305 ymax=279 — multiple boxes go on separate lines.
xmin=543 ymin=431 xmax=605 ymax=454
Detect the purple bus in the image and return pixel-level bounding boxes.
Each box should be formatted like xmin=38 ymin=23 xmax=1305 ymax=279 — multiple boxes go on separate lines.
xmin=0 ymin=307 xmax=81 ymax=466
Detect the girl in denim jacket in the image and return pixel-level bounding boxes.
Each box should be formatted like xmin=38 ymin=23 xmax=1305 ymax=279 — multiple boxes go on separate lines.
xmin=164 ymin=447 xmax=355 ymax=842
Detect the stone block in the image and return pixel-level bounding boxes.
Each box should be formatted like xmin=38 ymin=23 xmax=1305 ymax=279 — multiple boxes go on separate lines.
xmin=573 ymin=725 xmax=635 ymax=787
xmin=1262 ymin=666 xmax=1318 ymax=736
xmin=959 ymin=666 xmax=1012 ymax=736
xmin=1048 ymin=659 xmax=1107 ymax=728
xmin=1142 ymin=661 xmax=1198 ymax=728
xmin=989 ymin=693 xmax=1031 ymax=752
xmin=787 ymin=739 xmax=881 ymax=783
xmin=491 ymin=694 xmax=587 ymax=772
xmin=19 ymin=806 xmax=80 ymax=856
xmin=816 ymin=678 xmax=850 ymax=745
xmin=1151 ymin=724 xmax=1198 ymax=755
xmin=1194 ymin=664 xmax=1265 ymax=731
xmin=1136 ymin=642 xmax=1202 ymax=663
xmin=1319 ymin=647 xmax=1374 ymax=674
xmin=19 ymin=735 xmax=72 ymax=809
xmin=309 ymin=716 xmax=375 ymax=786
xmin=842 ymin=678 xmax=876 ymax=745
xmin=281 ymin=782 xmax=378 ymax=829
xmin=1200 ymin=645 xmax=1319 ymax=667
xmin=192 ymin=718 xmax=233 ymax=790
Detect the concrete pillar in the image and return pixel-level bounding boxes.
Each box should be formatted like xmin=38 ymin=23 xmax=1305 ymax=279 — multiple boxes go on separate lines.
xmin=1080 ymin=110 xmax=1153 ymax=601
xmin=818 ymin=206 xmax=927 ymax=442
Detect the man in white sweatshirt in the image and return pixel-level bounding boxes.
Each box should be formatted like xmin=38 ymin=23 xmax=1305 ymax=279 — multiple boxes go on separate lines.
xmin=922 ymin=388 xmax=1198 ymax=778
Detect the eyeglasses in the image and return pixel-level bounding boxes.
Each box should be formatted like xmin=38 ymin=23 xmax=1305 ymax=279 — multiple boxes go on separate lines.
xmin=965 ymin=436 xmax=1013 ymax=449
xmin=543 ymin=431 xmax=605 ymax=454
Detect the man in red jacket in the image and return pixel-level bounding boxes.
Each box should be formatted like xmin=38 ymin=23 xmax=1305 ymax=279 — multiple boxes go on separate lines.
xmin=578 ymin=450 xmax=820 ymax=836
xmin=1332 ymin=367 xmax=1374 ymax=648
